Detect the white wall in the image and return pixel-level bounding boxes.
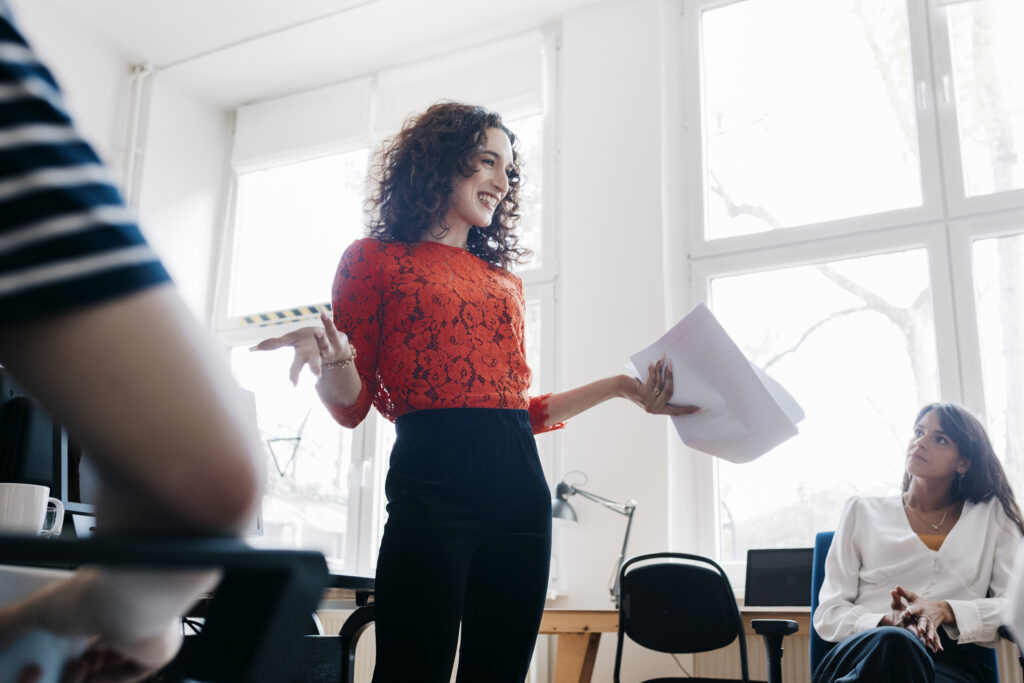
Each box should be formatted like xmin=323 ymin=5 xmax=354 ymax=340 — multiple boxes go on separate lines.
xmin=135 ymin=76 xmax=232 ymax=321
xmin=551 ymin=0 xmax=692 ymax=679
xmin=6 ymin=2 xmax=231 ymax=322
xmin=8 ymin=0 xmax=128 ymax=167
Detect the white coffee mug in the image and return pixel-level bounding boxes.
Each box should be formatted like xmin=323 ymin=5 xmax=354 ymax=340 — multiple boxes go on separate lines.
xmin=0 ymin=483 xmax=64 ymax=536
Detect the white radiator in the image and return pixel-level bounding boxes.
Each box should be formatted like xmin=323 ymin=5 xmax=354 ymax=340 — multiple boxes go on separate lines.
xmin=317 ymin=611 xmax=376 ymax=682
xmin=695 ymin=634 xmax=812 ymax=681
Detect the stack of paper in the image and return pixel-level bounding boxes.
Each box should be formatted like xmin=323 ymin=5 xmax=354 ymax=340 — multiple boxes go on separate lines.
xmin=628 ymin=303 xmax=804 ymax=463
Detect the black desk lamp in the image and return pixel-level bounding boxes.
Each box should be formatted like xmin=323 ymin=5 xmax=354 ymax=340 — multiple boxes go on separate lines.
xmin=553 ymin=477 xmax=636 ymax=605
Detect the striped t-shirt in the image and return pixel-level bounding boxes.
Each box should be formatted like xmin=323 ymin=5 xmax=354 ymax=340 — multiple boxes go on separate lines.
xmin=0 ymin=5 xmax=169 ymax=326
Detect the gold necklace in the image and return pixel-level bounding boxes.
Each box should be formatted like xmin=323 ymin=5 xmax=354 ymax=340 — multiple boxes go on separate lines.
xmin=903 ymin=494 xmax=950 ymax=531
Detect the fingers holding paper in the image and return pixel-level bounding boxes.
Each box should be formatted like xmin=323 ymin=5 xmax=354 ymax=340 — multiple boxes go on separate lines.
xmin=626 ymin=358 xmax=700 ymax=416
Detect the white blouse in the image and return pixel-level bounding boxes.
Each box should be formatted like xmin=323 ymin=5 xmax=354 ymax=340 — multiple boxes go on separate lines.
xmin=813 ymin=495 xmax=1021 ymax=646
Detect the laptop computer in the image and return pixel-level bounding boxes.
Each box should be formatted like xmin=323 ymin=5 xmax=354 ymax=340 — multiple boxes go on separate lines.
xmin=744 ymin=547 xmax=814 ymax=607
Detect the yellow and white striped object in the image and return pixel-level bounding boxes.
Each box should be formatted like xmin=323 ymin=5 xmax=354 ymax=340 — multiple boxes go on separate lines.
xmin=236 ymin=303 xmax=332 ymax=328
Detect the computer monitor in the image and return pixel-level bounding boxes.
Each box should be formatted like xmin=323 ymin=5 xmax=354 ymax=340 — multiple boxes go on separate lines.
xmin=743 ymin=547 xmax=814 ymax=607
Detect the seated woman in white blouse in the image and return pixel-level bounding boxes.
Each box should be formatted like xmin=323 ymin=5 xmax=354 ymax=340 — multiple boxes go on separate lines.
xmin=813 ymin=403 xmax=1024 ymax=683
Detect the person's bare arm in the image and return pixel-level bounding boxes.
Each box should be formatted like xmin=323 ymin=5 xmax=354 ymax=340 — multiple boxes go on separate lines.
xmin=0 ymin=284 xmax=266 ymax=679
xmin=538 ymin=359 xmax=699 ymax=429
xmin=0 ymin=284 xmax=263 ymax=533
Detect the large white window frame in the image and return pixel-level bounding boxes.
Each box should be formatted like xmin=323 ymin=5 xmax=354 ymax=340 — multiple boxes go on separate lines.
xmin=673 ymin=0 xmax=1024 ymax=583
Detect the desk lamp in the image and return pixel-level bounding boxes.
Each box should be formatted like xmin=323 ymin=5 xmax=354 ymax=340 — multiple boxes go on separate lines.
xmin=552 ymin=477 xmax=636 ymax=605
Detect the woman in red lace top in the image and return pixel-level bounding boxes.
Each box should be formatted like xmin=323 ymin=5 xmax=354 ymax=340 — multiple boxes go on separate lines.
xmin=255 ymin=102 xmax=696 ymax=683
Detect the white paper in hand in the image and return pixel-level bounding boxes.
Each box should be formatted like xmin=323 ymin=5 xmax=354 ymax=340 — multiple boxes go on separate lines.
xmin=628 ymin=303 xmax=804 ymax=462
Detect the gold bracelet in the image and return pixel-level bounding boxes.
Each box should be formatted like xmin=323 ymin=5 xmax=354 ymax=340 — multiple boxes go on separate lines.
xmin=322 ymin=346 xmax=357 ymax=371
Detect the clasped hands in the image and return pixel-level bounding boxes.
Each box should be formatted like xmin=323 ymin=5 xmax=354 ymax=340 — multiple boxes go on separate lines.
xmin=883 ymin=585 xmax=953 ymax=653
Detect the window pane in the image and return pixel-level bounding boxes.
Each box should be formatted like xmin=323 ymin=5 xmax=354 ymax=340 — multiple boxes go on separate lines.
xmin=947 ymin=0 xmax=1024 ymax=196
xmin=710 ymin=250 xmax=937 ymax=561
xmin=702 ymin=0 xmax=922 ymax=238
xmin=525 ymin=300 xmax=542 ymax=392
xmin=370 ymin=416 xmax=395 ymax=572
xmin=231 ymin=346 xmax=355 ymax=567
xmin=230 ymin=148 xmax=368 ymax=316
xmin=508 ymin=113 xmax=543 ymax=271
xmin=973 ymin=232 xmax=1024 ymax=492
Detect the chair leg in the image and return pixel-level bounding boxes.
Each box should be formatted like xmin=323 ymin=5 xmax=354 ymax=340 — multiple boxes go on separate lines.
xmin=339 ymin=604 xmax=376 ymax=683
xmin=760 ymin=630 xmax=784 ymax=683
xmin=752 ymin=619 xmax=799 ymax=683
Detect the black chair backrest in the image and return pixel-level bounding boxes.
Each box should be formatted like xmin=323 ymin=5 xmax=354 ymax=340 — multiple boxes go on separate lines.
xmin=0 ymin=371 xmax=57 ymax=488
xmin=616 ymin=551 xmax=749 ymax=681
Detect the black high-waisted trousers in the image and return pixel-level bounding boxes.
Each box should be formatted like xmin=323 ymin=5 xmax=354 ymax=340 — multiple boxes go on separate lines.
xmin=812 ymin=626 xmax=994 ymax=683
xmin=370 ymin=408 xmax=552 ymax=683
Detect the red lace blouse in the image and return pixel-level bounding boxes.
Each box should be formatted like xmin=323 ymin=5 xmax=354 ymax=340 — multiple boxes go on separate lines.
xmin=324 ymin=238 xmax=564 ymax=435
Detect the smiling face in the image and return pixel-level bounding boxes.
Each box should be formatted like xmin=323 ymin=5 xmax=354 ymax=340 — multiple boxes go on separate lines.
xmin=444 ymin=127 xmax=513 ymax=233
xmin=905 ymin=409 xmax=970 ymax=483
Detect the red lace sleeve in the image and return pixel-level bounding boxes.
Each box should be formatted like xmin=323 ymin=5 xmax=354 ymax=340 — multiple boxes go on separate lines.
xmin=325 ymin=382 xmax=372 ymax=429
xmin=529 ymin=393 xmax=566 ymax=435
xmin=324 ymin=240 xmax=380 ymax=428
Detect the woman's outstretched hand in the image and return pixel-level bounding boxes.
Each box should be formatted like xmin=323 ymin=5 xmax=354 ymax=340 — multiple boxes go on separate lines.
xmin=250 ymin=311 xmax=354 ymax=386
xmin=622 ymin=357 xmax=699 ymax=417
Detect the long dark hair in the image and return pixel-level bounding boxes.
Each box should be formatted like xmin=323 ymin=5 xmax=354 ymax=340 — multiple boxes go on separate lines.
xmin=365 ymin=101 xmax=530 ymax=270
xmin=902 ymin=403 xmax=1024 ymax=534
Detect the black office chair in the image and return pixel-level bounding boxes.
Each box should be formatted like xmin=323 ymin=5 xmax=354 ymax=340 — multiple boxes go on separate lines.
xmin=0 ymin=534 xmax=329 ymax=683
xmin=280 ymin=602 xmax=376 ymax=683
xmin=614 ymin=552 xmax=798 ymax=683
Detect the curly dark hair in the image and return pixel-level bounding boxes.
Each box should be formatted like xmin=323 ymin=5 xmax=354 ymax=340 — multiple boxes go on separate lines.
xmin=902 ymin=403 xmax=1024 ymax=534
xmin=365 ymin=101 xmax=531 ymax=270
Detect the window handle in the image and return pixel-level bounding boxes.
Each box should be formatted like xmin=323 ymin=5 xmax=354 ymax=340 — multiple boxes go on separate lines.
xmin=917 ymin=80 xmax=929 ymax=110
xmin=361 ymin=459 xmax=372 ymax=488
xmin=941 ymin=74 xmax=952 ymax=105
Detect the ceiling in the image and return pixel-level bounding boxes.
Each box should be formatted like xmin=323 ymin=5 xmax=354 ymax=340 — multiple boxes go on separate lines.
xmin=47 ymin=0 xmax=603 ymax=108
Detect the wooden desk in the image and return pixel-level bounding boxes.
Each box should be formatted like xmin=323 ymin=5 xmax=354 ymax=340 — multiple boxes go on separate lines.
xmin=539 ymin=609 xmax=618 ymax=683
xmin=320 ymin=572 xmax=375 ymax=609
xmin=323 ymin=577 xmax=808 ymax=683
xmin=539 ymin=607 xmax=811 ymax=683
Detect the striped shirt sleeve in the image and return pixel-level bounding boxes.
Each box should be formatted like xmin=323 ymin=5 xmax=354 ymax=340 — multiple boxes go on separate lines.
xmin=0 ymin=5 xmax=170 ymax=326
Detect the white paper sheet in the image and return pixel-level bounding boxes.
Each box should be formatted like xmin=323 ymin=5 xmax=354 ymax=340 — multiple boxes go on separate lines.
xmin=628 ymin=303 xmax=804 ymax=463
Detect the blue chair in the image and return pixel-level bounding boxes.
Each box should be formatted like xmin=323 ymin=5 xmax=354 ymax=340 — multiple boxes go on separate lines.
xmin=809 ymin=531 xmax=835 ymax=674
xmin=810 ymin=530 xmax=1000 ymax=683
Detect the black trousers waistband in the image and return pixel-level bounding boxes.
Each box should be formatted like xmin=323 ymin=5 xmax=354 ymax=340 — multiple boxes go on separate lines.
xmin=395 ymin=407 xmax=532 ymax=434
